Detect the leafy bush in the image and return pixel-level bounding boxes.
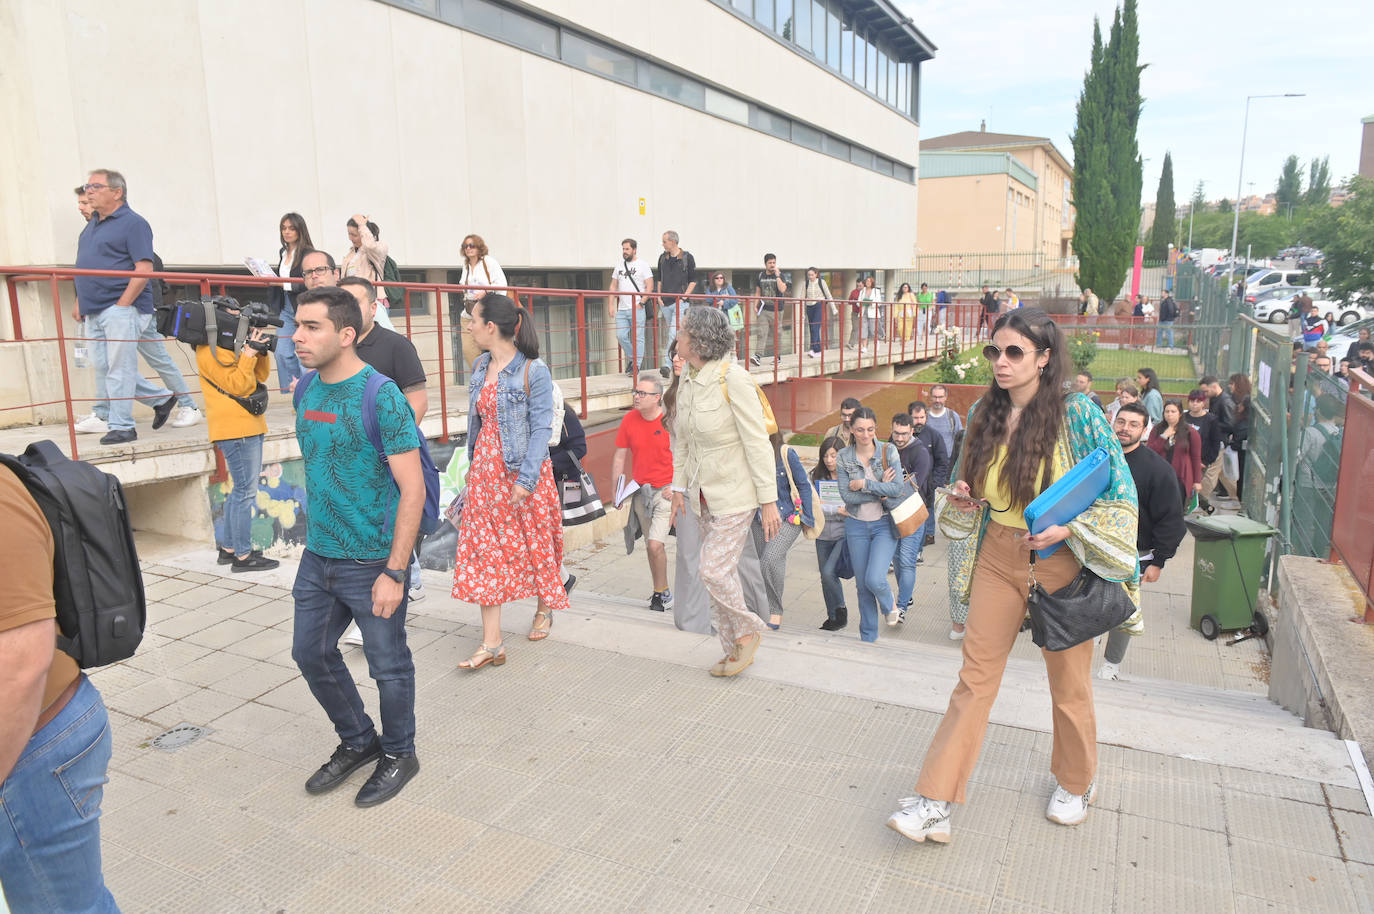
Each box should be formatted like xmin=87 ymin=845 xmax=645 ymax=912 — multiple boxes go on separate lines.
xmin=932 ymin=326 xmax=992 ymax=386
xmin=1066 ymin=330 xmax=1099 ymax=375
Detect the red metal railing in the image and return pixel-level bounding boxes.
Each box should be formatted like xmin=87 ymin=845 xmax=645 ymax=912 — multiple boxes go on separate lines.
xmin=3 ymin=266 xmax=981 ymax=459
xmin=1328 ymin=366 xmax=1374 ymax=622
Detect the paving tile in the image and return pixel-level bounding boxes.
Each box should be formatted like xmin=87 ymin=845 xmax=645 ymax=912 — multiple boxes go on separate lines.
xmin=439 ymin=828 xmax=562 ymax=906
xmin=479 ymin=727 xmax=590 ymax=778
xmin=631 ymin=877 xmax=753 ymax=914
xmin=1336 ymin=808 xmax=1374 ymax=865
xmin=493 ymin=781 xmax=606 ymax=845
xmin=548 ymin=743 xmax=652 ymax=798
xmin=122 ymin=640 xmax=217 ymax=676
xmin=1348 ymin=860 xmax=1374 ymax=914
xmin=211 ymin=658 xmax=301 ymax=700
xmin=1232 ymin=895 xmax=1309 ymax=913
xmin=1326 ymin=784 xmax=1371 ymax=813
xmin=751 ymin=845 xmax=884 ymax=913
xmin=103 ymin=675 xmax=201 ymax=719
xmin=164 ymin=650 xmax=257 ymax=688
xmin=1221 ymin=766 xmax=1328 ymax=805
xmin=218 ymin=625 xmax=294 ymax=661
xmin=143 ymin=686 xmax=245 ymax=729
xmin=204 ymin=701 xmax=300 ymax=747
xmin=1229 ymin=836 xmax=1360 ymax=910
xmin=143 ymin=577 xmax=201 ymax=601
xmin=887 ymin=825 xmax=1007 ymax=897
xmin=429 ymin=761 xmax=539 ymax=822
xmin=573 ymin=799 xmax=695 ymax=871
xmin=1117 ymin=859 xmax=1237 ymax=912
xmin=1117 ymin=812 xmax=1233 ymax=884
xmin=1115 ymin=766 xmax=1228 ymax=833
xmin=1224 ymin=789 xmax=1342 ymax=857
xmin=370 ymin=805 xmax=487 ymax=870
xmin=628 ymin=756 xmax=736 ymax=818
xmin=659 ymin=821 xmax=786 ymax=902
xmin=516 ymin=849 xmax=655 ymax=914
xmin=251 ymin=678 xmax=322 ymax=716
xmin=869 ymin=873 xmax=994 ymax=914
xmin=998 ymin=794 xmax=1118 ymax=911
xmin=294 ymin=854 xmax=429 ymax=911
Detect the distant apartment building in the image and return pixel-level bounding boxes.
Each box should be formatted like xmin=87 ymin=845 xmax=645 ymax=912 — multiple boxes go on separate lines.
xmin=1361 ymin=115 xmax=1374 ymax=179
xmin=916 ymin=127 xmax=1074 ymax=265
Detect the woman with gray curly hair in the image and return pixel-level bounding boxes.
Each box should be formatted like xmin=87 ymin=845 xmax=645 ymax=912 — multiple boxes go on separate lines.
xmin=669 ymin=307 xmax=780 ymax=677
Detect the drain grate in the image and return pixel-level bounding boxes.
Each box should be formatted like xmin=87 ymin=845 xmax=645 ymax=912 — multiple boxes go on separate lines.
xmin=150 ymin=723 xmax=212 ymax=752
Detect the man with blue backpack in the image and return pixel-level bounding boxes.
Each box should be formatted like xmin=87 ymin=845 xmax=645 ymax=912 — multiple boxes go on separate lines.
xmin=289 ymin=285 xmax=428 ymax=807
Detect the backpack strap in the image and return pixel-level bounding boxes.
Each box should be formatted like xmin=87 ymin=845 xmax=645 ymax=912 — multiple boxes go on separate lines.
xmin=360 ymin=370 xmax=393 ymax=464
xmin=292 ymin=370 xmax=318 ymax=410
xmin=524 ymin=358 xmax=531 ymax=396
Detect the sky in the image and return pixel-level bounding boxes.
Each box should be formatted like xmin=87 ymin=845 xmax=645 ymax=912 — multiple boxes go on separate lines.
xmin=896 ymin=0 xmax=1369 ymax=207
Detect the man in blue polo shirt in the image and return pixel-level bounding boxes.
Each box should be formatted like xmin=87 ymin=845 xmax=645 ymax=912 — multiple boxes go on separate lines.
xmin=74 ymin=169 xmax=198 ymax=445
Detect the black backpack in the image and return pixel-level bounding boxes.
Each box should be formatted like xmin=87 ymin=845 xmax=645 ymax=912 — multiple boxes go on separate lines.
xmin=382 ymin=256 xmax=406 ymax=311
xmin=1 ymin=441 xmax=145 ymax=668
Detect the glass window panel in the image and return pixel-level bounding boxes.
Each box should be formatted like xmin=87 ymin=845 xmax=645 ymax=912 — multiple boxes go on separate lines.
xmin=561 ymin=32 xmax=635 ymax=84
xmin=912 ymin=61 xmax=921 ymax=120
xmin=850 ymin=146 xmax=873 ymax=169
xmin=704 ymin=86 xmax=749 ymax=124
xmin=865 ymin=37 xmax=876 ymax=90
xmin=757 ymin=0 xmax=774 ymax=29
xmin=896 ymin=163 xmax=915 ymax=183
xmin=877 ymin=50 xmax=887 ymax=99
xmin=730 ymin=0 xmax=751 ymax=13
xmin=841 ymin=23 xmax=854 ymax=80
xmin=750 ymin=106 xmax=791 ymax=140
xmin=775 ymin=0 xmax=792 ymax=38
xmin=888 ymin=58 xmax=898 ymax=105
xmin=811 ymin=2 xmax=826 ymax=58
xmin=793 ymin=0 xmax=808 ymax=49
xmin=463 ymin=0 xmax=557 ymax=56
xmin=792 ymin=121 xmax=822 ymax=150
xmin=873 ymin=155 xmax=894 ymax=176
xmin=437 ymin=0 xmax=462 ymax=22
xmin=823 ymin=133 xmax=849 ymax=160
xmin=826 ymin=11 xmax=839 ymax=68
xmin=638 ymin=63 xmax=705 ymax=108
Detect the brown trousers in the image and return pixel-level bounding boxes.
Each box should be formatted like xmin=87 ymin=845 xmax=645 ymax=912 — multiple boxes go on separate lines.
xmin=916 ymin=523 xmax=1096 ymax=804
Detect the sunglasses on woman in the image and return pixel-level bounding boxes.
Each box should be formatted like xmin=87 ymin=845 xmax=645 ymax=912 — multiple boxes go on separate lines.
xmin=981 ymin=344 xmax=1045 ymax=362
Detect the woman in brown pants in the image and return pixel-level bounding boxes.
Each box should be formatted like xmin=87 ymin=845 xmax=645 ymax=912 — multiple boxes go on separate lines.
xmin=886 ymin=308 xmax=1139 ymax=845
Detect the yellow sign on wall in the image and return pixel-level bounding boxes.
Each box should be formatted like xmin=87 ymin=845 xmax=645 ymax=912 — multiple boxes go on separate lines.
xmin=638 ymin=197 xmax=646 ymax=216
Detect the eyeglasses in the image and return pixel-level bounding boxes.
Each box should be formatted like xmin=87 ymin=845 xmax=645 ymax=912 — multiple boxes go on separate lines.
xmin=632 ymin=390 xmax=660 ymax=398
xmin=303 ymin=266 xmax=334 ymax=277
xmin=462 ymin=243 xmax=478 ymax=250
xmin=982 ymin=344 xmax=1045 ymax=363
xmin=83 ymin=183 xmax=108 ymax=192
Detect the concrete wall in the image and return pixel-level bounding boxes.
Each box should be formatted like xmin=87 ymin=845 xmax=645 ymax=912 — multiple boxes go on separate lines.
xmin=1 ymin=0 xmax=919 ymax=276
xmin=916 ymin=173 xmax=1031 ymax=254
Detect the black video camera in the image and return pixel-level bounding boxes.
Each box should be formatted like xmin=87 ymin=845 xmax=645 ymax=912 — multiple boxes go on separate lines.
xmin=167 ymin=296 xmax=283 ymax=354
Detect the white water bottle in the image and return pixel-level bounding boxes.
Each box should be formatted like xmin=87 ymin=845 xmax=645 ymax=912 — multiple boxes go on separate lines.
xmin=74 ymin=322 xmax=88 ymax=368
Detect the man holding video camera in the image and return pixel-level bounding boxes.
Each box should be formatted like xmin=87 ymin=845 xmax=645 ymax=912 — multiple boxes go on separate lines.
xmin=195 ymin=298 xmax=281 ymax=572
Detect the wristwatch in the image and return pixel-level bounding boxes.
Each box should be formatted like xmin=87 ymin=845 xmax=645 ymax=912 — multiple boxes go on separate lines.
xmin=379 ymin=566 xmax=406 ymax=584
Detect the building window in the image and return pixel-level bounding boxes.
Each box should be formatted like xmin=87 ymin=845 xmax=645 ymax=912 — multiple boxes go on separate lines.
xmin=561 ymin=33 xmax=634 ymax=84
xmin=793 ymin=0 xmax=809 ymax=51
xmin=462 ymin=0 xmax=557 ymax=56
xmin=811 ymin=1 xmax=826 ymax=59
xmin=775 ymin=0 xmax=792 ymax=38
xmin=850 ymin=146 xmax=874 ymax=169
xmin=826 ymin=9 xmax=840 ymax=69
xmin=704 ymin=86 xmax=749 ymax=124
xmin=823 ymin=133 xmax=849 ymax=161
xmin=757 ymin=0 xmax=774 ymax=30
xmin=750 ymin=105 xmax=791 ymax=140
xmin=792 ymin=120 xmax=823 ymax=150
xmin=638 ymin=63 xmax=705 ymax=108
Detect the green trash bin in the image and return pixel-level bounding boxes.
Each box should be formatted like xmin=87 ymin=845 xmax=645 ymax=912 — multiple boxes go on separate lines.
xmin=1185 ymin=515 xmax=1276 ymax=640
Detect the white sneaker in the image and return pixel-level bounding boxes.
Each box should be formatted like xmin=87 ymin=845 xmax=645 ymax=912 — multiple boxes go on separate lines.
xmin=73 ymin=413 xmax=109 ymax=435
xmin=408 ymin=585 xmax=426 ymax=603
xmin=1045 ymin=780 xmax=1096 ymax=826
xmin=887 ymin=609 xmax=901 ymax=627
xmin=886 ymin=795 xmax=951 ymax=844
xmin=948 ymin=628 xmax=966 ymax=641
xmin=805 ymin=350 xmax=819 ymax=359
xmin=342 ymin=623 xmax=364 ymax=647
xmin=170 ymin=406 xmax=203 ymax=428
xmin=1097 ymin=661 xmax=1120 ymax=681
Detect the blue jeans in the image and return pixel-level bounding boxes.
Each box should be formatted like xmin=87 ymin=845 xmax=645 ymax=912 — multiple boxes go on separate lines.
xmin=815 ymin=537 xmax=846 ymax=618
xmin=806 ymin=303 xmax=824 ymax=352
xmin=1155 ymin=321 xmax=1175 ymax=348
xmin=661 ymin=300 xmax=683 ymax=367
xmin=291 ymin=549 xmax=416 ymax=755
xmin=217 ymin=435 xmax=263 ymax=557
xmin=86 ymin=306 xmax=174 ymax=430
xmin=615 ymin=307 xmax=646 ymax=370
xmin=844 ymin=516 xmax=898 ymax=642
xmin=894 ymin=529 xmax=922 ymax=608
xmin=0 ymin=676 xmax=119 ymax=913
xmin=274 ymin=301 xmax=303 ymax=393
xmin=918 ymin=512 xmax=936 ymax=555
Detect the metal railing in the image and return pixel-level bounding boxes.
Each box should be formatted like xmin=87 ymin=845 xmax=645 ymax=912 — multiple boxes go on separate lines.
xmin=1329 ymin=367 xmax=1374 ymax=622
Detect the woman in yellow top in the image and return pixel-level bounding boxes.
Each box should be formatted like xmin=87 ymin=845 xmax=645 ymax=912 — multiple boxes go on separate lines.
xmin=892 ymin=282 xmax=918 ymax=353
xmin=196 ymin=310 xmax=277 ymax=572
xmin=885 ymin=307 xmax=1138 ymax=845
xmin=669 ymin=306 xmax=780 ymax=677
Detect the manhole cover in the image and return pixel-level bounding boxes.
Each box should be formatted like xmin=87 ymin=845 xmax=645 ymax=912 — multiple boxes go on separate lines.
xmin=150 ymin=723 xmax=212 ymax=752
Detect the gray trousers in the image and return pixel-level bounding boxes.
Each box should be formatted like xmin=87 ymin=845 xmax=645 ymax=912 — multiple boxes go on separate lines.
xmin=750 ymin=518 xmax=802 ymax=618
xmin=1104 ymin=628 xmax=1132 ymax=664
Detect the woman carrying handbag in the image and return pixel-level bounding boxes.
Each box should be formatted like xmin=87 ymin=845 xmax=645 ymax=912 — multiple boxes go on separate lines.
xmin=834 ymin=407 xmax=906 ymax=643
xmin=885 ymin=308 xmax=1138 ymax=846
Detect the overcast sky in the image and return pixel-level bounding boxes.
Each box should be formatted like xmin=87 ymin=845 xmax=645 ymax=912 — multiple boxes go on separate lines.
xmin=897 ymin=0 xmax=1368 ymax=207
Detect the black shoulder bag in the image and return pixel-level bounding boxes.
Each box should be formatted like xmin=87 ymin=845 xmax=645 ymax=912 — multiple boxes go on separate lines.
xmin=201 ymin=377 xmax=269 ymax=416
xmin=626 ymin=259 xmax=656 ymax=319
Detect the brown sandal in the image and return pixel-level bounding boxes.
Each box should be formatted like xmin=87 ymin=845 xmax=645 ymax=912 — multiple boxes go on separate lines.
xmin=458 ymin=642 xmax=505 ymax=670
xmin=528 ymin=608 xmax=553 ymax=641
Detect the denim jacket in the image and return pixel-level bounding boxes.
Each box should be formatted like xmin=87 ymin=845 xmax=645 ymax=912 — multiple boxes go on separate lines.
xmin=835 ymin=441 xmax=906 ymax=510
xmin=772 ymin=446 xmax=815 ymax=528
xmin=466 ymin=351 xmax=555 ymax=491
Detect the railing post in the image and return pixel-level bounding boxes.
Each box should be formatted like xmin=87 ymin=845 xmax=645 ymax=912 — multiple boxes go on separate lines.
xmin=576 ymin=292 xmax=588 ymax=417
xmin=51 ymin=275 xmax=79 ymax=459
xmin=433 ymin=285 xmax=448 ymax=443
xmin=7 ymin=277 xmax=24 ymax=341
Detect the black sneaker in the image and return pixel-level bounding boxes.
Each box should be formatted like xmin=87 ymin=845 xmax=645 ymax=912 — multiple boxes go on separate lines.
xmin=217 ymin=548 xmax=237 ymax=565
xmin=355 ymin=753 xmax=420 ymax=807
xmin=232 ymin=552 xmax=280 ymax=573
xmin=99 ymin=428 xmax=137 ymax=445
xmin=563 ymin=574 xmax=577 ymax=595
xmin=916 ymin=554 xmax=925 ymax=566
xmin=924 ymin=534 xmax=936 ymax=547
xmin=151 ymin=395 xmax=178 ymax=430
xmin=306 ymin=736 xmax=382 ymax=794
xmin=750 ymin=353 xmax=762 ymax=366
xmin=649 ymin=592 xmax=665 ymax=612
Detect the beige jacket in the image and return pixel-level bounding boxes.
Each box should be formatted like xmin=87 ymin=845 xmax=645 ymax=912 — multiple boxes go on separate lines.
xmin=341 ymin=223 xmax=388 ymax=284
xmin=671 ymin=356 xmax=776 ymax=517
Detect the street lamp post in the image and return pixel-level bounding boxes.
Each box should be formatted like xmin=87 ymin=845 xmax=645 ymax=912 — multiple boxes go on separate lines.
xmin=1227 ymin=93 xmax=1305 ymax=298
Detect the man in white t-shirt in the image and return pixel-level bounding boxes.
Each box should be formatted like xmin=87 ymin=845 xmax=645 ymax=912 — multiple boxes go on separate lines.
xmin=609 ymin=238 xmax=655 ymax=376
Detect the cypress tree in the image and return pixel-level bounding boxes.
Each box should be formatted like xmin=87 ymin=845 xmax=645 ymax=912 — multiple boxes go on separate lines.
xmin=1071 ymin=0 xmax=1144 ymax=302
xmin=1147 ymin=152 xmax=1176 ymax=260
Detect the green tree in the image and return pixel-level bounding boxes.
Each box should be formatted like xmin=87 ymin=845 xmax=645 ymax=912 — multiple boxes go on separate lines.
xmin=1190 ymin=180 xmax=1206 ymax=212
xmin=1147 ymin=152 xmax=1176 ymax=259
xmin=1217 ymin=197 xmax=1232 ymax=214
xmin=1307 ymin=176 xmax=1374 ymax=304
xmin=1276 ymin=155 xmax=1303 ymax=209
xmin=1305 ymin=156 xmax=1332 ymax=207
xmin=1070 ymin=0 xmax=1144 ymax=300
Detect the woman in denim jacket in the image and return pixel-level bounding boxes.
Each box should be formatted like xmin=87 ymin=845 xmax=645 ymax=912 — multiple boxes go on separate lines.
xmin=835 ymin=407 xmax=905 ymax=642
xmin=452 ymin=294 xmax=567 ymax=669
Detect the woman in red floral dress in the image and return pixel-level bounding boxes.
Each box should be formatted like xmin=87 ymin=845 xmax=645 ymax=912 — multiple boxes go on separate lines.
xmin=452 ymin=294 xmax=568 ymax=669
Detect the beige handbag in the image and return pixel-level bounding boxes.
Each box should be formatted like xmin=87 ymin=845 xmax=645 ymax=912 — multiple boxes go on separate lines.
xmin=878 ymin=446 xmax=928 ymax=537
xmin=782 ymin=446 xmax=825 ymax=540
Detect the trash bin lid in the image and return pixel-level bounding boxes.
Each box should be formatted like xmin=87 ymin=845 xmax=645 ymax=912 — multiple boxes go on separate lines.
xmin=1185 ymin=515 xmax=1276 ymax=539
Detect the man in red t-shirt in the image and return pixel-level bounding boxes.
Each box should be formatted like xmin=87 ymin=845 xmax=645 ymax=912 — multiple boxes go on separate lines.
xmin=612 ymin=372 xmax=676 ymax=613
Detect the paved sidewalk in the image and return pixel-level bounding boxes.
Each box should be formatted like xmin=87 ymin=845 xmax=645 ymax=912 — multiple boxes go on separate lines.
xmin=78 ymin=541 xmax=1373 ymax=913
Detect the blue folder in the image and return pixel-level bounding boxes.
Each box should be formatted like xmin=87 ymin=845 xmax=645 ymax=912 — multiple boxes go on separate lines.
xmin=1023 ymin=447 xmax=1111 ymax=559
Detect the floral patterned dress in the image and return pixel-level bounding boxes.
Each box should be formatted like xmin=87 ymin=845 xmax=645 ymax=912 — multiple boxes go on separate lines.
xmin=452 ymin=382 xmax=568 ymax=610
